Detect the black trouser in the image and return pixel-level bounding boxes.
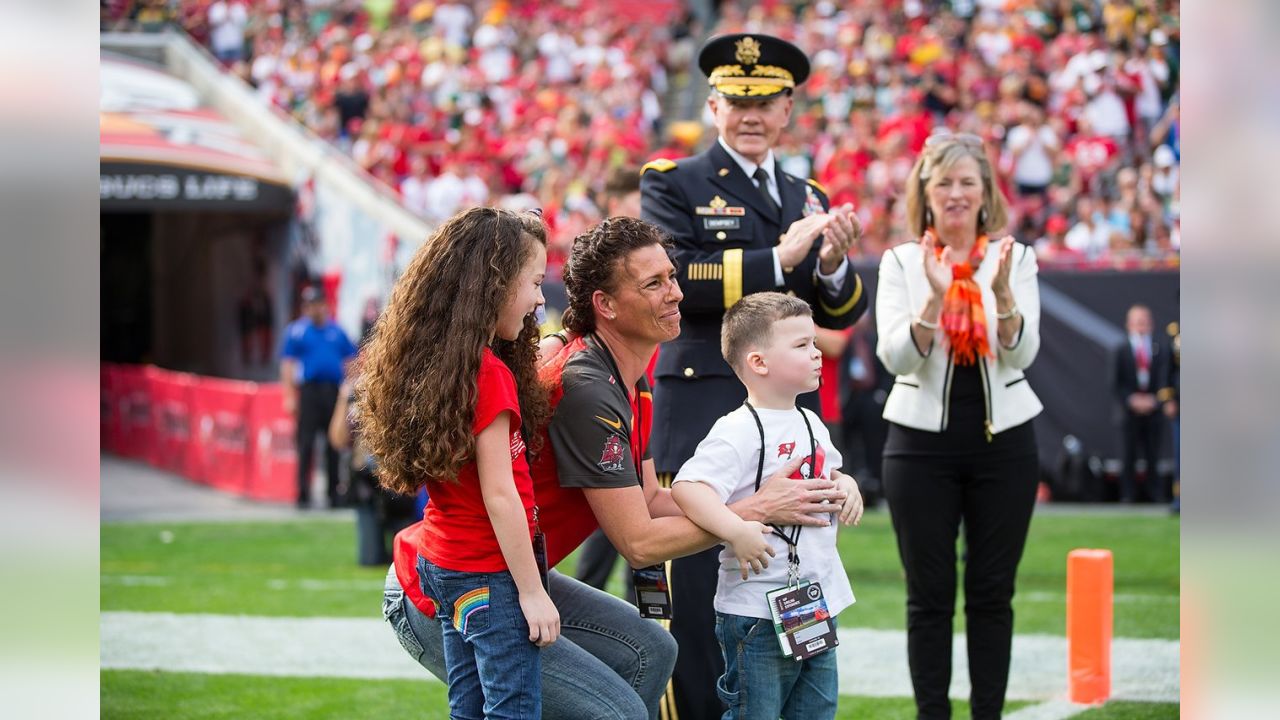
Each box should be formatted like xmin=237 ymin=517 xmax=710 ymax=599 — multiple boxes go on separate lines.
xmin=668 ymin=545 xmax=723 ymax=720
xmin=1119 ymin=412 xmax=1166 ymax=502
xmin=883 ymin=443 xmax=1039 ymax=720
xmin=574 ymin=528 xmax=636 ymax=601
xmin=296 ymin=381 xmax=340 ymax=505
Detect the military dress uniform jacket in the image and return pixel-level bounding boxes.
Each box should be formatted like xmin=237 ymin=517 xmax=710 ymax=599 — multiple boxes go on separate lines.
xmin=640 ymin=141 xmax=868 ymax=472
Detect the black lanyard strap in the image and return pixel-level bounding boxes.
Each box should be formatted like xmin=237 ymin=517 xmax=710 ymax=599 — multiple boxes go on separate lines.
xmin=744 ymin=400 xmax=818 ymax=564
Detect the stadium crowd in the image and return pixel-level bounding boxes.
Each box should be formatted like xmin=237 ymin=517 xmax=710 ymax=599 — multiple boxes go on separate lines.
xmin=104 ymin=0 xmax=1178 ymax=272
xmin=713 ymin=0 xmax=1180 ymax=269
xmin=104 ymin=0 xmax=694 ymax=271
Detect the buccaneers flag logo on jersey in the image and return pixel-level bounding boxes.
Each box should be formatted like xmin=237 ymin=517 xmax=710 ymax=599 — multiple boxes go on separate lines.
xmin=597 ymin=434 xmax=626 ymax=472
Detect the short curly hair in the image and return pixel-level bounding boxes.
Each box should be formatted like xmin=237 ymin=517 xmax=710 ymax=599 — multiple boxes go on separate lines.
xmin=561 ymin=217 xmax=674 ymax=335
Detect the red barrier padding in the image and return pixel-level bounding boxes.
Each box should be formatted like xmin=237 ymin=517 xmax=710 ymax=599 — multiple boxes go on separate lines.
xmin=188 ymin=377 xmax=256 ymax=493
xmin=246 ymin=383 xmax=297 ymax=502
xmin=147 ymin=367 xmax=197 ymax=477
xmin=114 ymin=365 xmax=155 ymax=461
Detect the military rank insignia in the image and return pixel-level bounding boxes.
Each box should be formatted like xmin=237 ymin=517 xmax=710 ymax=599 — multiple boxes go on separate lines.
xmin=695 ymin=195 xmax=745 ymax=216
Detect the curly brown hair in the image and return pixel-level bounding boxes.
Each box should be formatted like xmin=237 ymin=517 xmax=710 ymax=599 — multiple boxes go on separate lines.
xmin=561 ymin=217 xmax=673 ymax=335
xmin=355 ymin=207 xmax=550 ymax=495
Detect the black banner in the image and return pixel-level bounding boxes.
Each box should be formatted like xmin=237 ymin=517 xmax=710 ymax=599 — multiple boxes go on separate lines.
xmin=100 ymin=162 xmax=294 ymax=213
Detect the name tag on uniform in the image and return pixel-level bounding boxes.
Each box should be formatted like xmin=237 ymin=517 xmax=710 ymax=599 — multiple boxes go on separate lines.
xmin=703 ymin=217 xmax=741 ymax=230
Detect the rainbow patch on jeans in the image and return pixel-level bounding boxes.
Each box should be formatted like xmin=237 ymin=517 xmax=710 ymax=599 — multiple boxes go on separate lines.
xmin=453 ymin=587 xmax=489 ymax=635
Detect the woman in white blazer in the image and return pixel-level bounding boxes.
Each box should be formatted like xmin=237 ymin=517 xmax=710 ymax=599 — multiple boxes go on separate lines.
xmin=876 ymin=133 xmax=1043 ymax=720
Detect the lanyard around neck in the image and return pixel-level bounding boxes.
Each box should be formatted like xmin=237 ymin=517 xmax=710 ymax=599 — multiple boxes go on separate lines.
xmin=743 ymin=400 xmax=817 ymax=560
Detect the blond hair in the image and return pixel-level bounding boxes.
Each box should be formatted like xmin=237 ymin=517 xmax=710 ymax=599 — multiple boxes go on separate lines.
xmin=904 ymin=137 xmax=1009 ymax=238
xmin=721 ymin=292 xmax=812 ymax=373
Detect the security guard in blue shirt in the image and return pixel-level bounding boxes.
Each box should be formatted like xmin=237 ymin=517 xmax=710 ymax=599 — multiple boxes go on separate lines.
xmin=640 ymin=33 xmax=868 ymax=720
xmin=281 ymin=286 xmax=357 ymax=509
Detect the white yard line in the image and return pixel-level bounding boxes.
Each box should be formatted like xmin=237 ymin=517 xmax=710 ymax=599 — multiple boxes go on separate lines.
xmin=101 ymin=612 xmax=1179 ymax=704
xmin=1004 ymin=700 xmax=1099 ymax=720
xmin=832 ymin=627 xmax=1178 ymax=703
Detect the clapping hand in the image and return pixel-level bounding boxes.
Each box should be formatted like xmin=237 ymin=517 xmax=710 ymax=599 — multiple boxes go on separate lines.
xmin=818 ymin=203 xmax=861 ymax=274
xmin=778 ymin=213 xmax=835 ymax=272
xmin=990 ymin=236 xmax=1017 ymax=298
xmin=921 ymin=232 xmax=953 ymax=299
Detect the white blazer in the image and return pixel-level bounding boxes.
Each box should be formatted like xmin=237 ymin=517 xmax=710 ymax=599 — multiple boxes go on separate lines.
xmin=875 ymin=239 xmax=1043 ymax=436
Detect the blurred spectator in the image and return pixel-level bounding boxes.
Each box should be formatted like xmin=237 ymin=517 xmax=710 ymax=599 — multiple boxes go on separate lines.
xmin=333 ymin=67 xmax=370 ymax=141
xmin=1150 ymin=144 xmax=1179 ymax=212
xmin=1065 ymin=197 xmax=1110 ymax=259
xmin=399 ymin=154 xmax=431 ymax=218
xmin=1005 ymin=103 xmax=1059 ymax=198
xmin=208 ymin=0 xmax=249 ymax=65
xmin=281 ymin=286 xmax=357 ymax=510
xmin=425 ymin=159 xmax=466 ymax=225
xmin=1112 ymin=304 xmax=1170 ymax=503
xmin=1036 ymin=214 xmax=1087 ymax=267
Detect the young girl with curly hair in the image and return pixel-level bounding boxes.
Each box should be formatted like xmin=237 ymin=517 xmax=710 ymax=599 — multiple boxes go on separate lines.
xmin=357 ymin=207 xmax=556 ymax=720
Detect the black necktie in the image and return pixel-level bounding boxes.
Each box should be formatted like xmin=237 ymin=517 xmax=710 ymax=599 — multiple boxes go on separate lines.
xmin=752 ymin=167 xmax=780 ymax=218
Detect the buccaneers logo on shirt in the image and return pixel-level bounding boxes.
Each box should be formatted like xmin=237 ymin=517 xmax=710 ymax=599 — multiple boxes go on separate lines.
xmin=787 ymin=444 xmax=827 ymax=480
xmin=509 ymin=431 xmax=526 ymax=461
xmin=778 ymin=441 xmax=796 ymax=458
xmin=598 ymin=434 xmax=626 ymax=472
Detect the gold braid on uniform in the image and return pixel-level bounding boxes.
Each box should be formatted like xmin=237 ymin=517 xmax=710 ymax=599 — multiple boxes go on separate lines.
xmin=655 ymin=470 xmax=679 ymax=720
xmin=819 ymin=272 xmax=863 ymax=317
xmin=722 ymin=249 xmax=744 ymax=308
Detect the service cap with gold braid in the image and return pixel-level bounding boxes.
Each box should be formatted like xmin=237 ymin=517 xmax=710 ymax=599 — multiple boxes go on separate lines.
xmin=699 ymin=33 xmax=811 ymax=100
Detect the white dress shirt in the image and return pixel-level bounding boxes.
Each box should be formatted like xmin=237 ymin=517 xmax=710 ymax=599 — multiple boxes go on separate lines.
xmin=717 ymin=137 xmax=848 ymax=292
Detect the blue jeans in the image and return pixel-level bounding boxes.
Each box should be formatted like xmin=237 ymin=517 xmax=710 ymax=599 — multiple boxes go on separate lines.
xmin=714 ymin=612 xmax=838 ymax=720
xmin=417 ymin=556 xmax=541 ymax=720
xmin=384 ymin=565 xmax=677 ymax=720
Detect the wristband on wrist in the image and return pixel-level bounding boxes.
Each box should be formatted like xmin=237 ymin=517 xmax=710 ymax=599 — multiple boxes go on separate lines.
xmin=996 ymin=305 xmax=1020 ymax=320
xmin=916 ymin=316 xmax=940 ymax=330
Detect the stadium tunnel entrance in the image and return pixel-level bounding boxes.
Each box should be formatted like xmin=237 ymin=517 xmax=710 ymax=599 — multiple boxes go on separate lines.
xmin=101 ymin=52 xmax=296 ymax=381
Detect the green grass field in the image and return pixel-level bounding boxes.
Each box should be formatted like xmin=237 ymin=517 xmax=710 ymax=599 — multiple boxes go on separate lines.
xmin=102 ymin=671 xmax=1046 ymax=719
xmin=102 ymin=509 xmax=1180 ymax=638
xmin=101 ymin=508 xmax=1179 ymax=718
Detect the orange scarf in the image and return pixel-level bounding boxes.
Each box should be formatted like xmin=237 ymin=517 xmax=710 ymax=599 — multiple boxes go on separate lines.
xmin=933 ymin=232 xmax=991 ymax=366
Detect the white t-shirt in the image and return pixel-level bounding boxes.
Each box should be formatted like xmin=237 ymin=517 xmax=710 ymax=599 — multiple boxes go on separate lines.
xmin=1006 ymin=124 xmax=1059 ymax=188
xmin=208 ymin=2 xmax=248 ymax=55
xmin=673 ymin=405 xmax=855 ymax=621
xmin=1065 ymin=220 xmax=1110 ymax=259
xmin=1085 ymin=90 xmax=1131 ymax=139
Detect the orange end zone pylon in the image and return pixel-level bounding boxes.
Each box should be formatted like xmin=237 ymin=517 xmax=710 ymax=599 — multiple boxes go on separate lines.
xmin=1067 ymin=548 xmax=1113 ymax=704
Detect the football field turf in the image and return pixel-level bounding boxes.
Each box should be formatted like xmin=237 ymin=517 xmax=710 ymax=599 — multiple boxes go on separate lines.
xmin=101 ymin=509 xmax=1179 ymax=718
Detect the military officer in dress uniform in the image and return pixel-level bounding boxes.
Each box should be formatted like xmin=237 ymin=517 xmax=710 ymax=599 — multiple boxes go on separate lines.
xmin=640 ymin=33 xmax=869 ymax=720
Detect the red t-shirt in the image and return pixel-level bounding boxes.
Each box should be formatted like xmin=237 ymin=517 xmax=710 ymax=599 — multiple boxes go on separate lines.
xmin=394 ymin=522 xmax=435 ymax=616
xmin=416 ymin=348 xmax=534 ymax=572
xmin=394 ymin=337 xmax=654 ymax=615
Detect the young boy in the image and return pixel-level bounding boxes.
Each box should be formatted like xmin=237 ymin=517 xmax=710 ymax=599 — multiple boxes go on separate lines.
xmin=672 ymin=292 xmax=863 ymax=720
